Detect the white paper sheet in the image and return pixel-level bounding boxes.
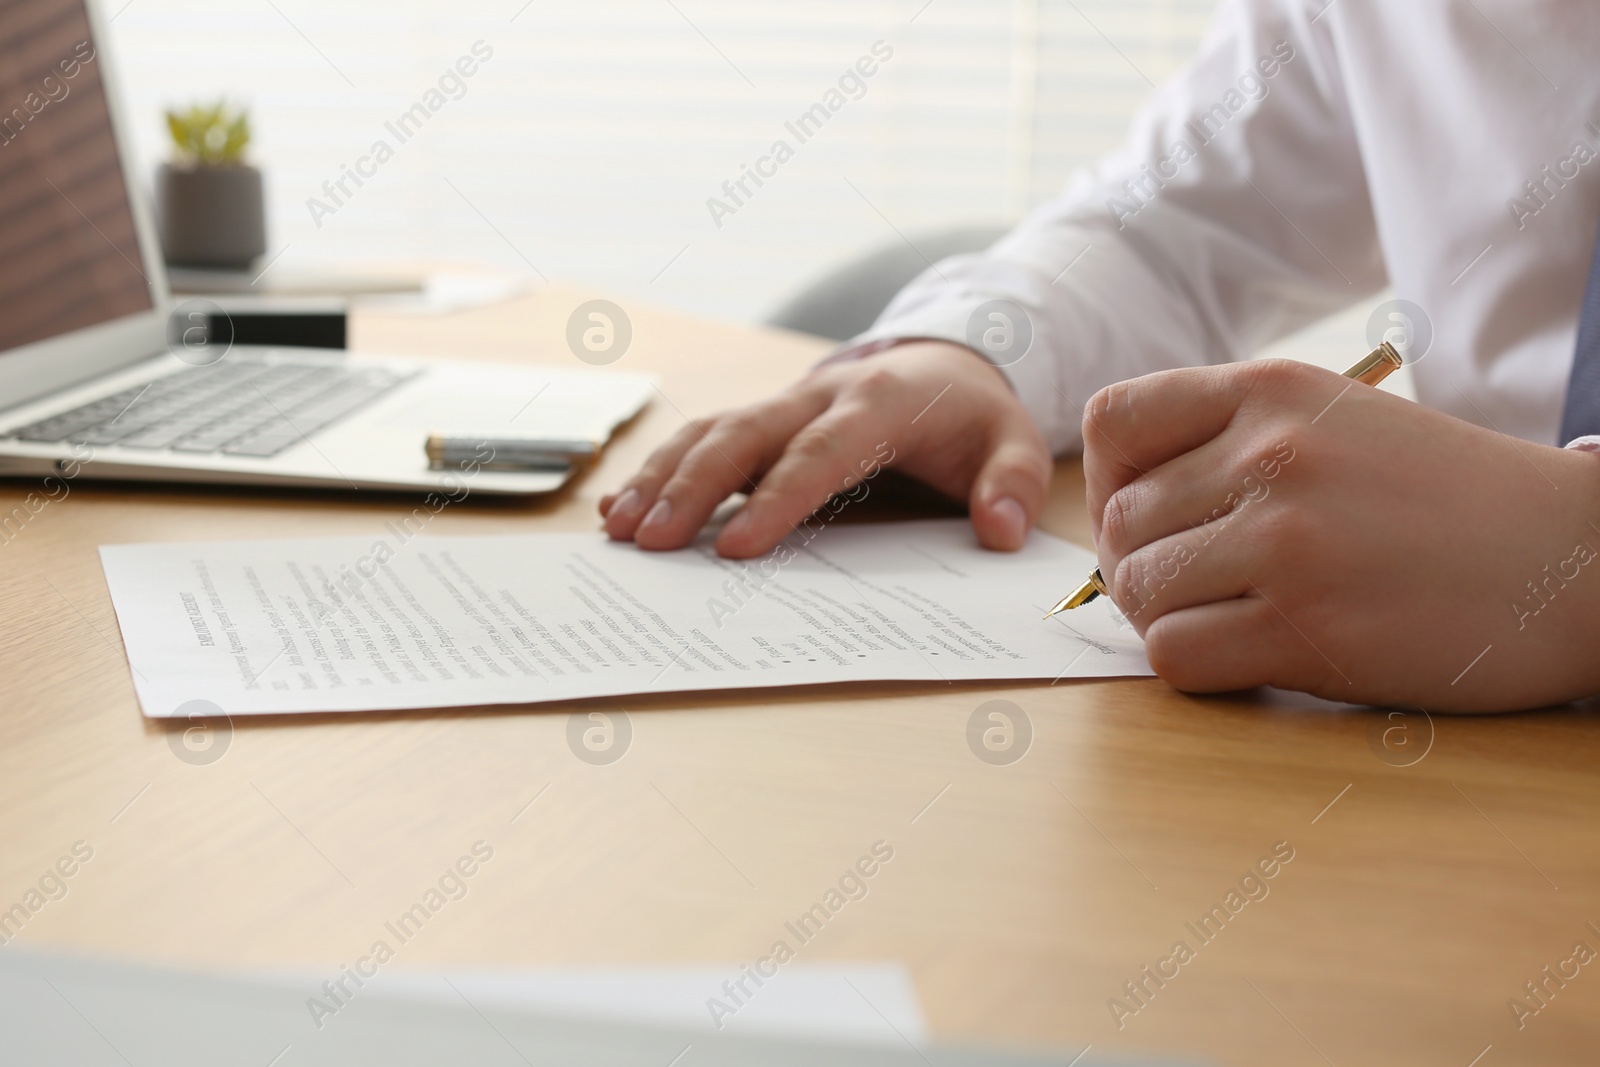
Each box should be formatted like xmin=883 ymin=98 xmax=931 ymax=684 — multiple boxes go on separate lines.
xmin=99 ymin=518 xmax=1150 ymax=718
xmin=262 ymin=964 xmax=928 ymax=1046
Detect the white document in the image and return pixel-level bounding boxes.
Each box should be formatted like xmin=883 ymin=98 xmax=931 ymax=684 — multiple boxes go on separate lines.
xmin=271 ymin=964 xmax=927 ymax=1046
xmin=99 ymin=518 xmax=1150 ymax=718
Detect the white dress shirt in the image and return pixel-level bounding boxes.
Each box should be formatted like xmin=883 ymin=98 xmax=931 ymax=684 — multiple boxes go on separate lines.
xmin=843 ymin=0 xmax=1600 ymax=454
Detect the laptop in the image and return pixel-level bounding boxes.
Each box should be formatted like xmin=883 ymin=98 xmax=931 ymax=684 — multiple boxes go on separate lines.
xmin=0 ymin=0 xmax=651 ymax=496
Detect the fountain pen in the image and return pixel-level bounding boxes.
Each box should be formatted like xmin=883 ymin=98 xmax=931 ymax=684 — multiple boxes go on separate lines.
xmin=1042 ymin=342 xmax=1405 ymax=619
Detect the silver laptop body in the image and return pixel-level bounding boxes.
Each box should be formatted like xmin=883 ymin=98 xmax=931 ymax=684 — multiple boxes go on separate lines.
xmin=0 ymin=0 xmax=649 ymax=497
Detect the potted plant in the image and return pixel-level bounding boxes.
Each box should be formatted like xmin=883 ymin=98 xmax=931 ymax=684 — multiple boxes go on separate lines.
xmin=156 ymin=100 xmax=266 ymax=269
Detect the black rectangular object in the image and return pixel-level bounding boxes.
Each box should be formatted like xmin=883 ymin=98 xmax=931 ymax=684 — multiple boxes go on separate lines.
xmin=206 ymin=309 xmax=346 ymax=350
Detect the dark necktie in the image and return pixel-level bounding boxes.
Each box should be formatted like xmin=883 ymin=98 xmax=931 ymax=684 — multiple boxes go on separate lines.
xmin=1558 ymin=215 xmax=1600 ymax=443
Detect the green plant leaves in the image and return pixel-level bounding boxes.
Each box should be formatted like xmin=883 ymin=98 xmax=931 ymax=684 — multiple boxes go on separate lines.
xmin=164 ymin=99 xmax=251 ymax=166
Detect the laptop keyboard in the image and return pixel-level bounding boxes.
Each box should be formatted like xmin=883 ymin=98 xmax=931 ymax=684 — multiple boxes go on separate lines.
xmin=6 ymin=360 xmax=414 ymax=458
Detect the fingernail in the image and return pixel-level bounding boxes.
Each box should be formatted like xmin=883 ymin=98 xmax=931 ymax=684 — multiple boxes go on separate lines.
xmin=639 ymin=497 xmax=672 ymax=531
xmin=721 ymin=508 xmax=751 ymax=541
xmin=992 ymin=496 xmax=1026 ymax=543
xmin=609 ymin=487 xmax=641 ymax=521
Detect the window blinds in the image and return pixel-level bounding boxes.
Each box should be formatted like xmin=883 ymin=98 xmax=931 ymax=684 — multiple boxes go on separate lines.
xmin=109 ymin=0 xmax=1230 ymax=324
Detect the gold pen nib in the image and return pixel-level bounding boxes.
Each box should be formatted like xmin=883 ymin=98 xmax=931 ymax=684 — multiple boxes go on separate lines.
xmin=1043 ymin=569 xmax=1108 ymax=619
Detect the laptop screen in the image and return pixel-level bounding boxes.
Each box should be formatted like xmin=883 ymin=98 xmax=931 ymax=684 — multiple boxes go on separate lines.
xmin=0 ymin=0 xmax=152 ymax=356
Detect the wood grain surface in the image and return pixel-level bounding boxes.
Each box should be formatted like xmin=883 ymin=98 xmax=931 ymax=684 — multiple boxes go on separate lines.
xmin=1 ymin=283 xmax=1596 ymax=1066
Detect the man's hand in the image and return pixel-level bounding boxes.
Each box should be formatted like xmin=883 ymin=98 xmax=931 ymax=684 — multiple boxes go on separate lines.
xmin=600 ymin=341 xmax=1052 ymax=558
xmin=1084 ymin=358 xmax=1600 ymax=712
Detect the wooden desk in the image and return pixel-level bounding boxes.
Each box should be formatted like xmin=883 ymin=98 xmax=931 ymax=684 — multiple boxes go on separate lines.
xmin=2 ymin=284 xmax=1597 ymax=1066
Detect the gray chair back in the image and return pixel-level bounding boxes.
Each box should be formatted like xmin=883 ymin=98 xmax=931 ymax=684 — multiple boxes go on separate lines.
xmin=765 ymin=225 xmax=1010 ymax=341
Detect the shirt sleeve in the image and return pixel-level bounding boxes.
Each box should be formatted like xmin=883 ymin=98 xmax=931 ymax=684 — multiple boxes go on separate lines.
xmin=835 ymin=0 xmax=1388 ymax=455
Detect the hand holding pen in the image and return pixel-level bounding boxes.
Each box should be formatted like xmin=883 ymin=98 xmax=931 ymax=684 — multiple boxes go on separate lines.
xmin=1057 ymin=342 xmax=1600 ymax=711
xmin=1046 ymin=343 xmax=1404 ymax=617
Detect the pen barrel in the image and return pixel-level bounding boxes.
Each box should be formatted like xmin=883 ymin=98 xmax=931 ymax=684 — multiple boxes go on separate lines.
xmin=425 ymin=434 xmax=597 ymax=471
xmin=1345 ymin=342 xmax=1404 ymax=387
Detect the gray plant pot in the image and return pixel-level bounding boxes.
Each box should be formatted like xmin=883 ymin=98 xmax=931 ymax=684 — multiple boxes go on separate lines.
xmin=156 ymin=162 xmax=267 ymax=269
